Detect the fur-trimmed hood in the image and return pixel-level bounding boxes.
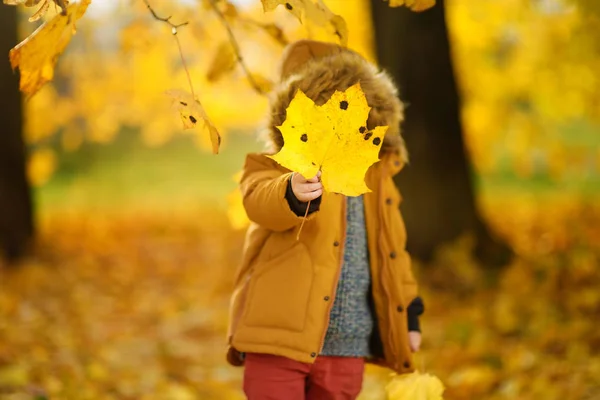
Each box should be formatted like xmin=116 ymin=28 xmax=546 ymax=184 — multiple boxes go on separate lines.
xmin=263 ymin=40 xmax=408 ymax=164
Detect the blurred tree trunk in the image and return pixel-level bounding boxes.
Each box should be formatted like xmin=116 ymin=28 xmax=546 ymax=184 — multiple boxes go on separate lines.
xmin=0 ymin=7 xmax=33 ymax=263
xmin=370 ymin=0 xmax=511 ymax=266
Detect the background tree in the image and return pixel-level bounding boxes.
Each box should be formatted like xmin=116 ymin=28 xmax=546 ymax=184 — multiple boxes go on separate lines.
xmin=370 ymin=0 xmax=511 ymax=266
xmin=0 ymin=6 xmax=33 ymax=263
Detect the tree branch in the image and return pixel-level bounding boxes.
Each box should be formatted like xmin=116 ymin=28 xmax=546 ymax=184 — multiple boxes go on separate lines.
xmin=207 ymin=0 xmax=266 ymax=95
xmin=143 ymin=0 xmax=195 ymax=98
xmin=143 ymin=0 xmax=189 ymax=30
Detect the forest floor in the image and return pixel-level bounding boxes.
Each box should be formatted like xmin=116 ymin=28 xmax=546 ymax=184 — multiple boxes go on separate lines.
xmin=1 ymin=136 xmax=599 ymax=399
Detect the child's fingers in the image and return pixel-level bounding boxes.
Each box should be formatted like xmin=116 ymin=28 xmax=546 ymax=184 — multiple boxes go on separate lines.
xmin=306 ymin=174 xmax=320 ymax=183
xmin=298 ymin=188 xmax=322 ymax=202
xmin=300 ymin=181 xmax=323 ymax=193
xmin=408 ymin=331 xmax=422 ymax=352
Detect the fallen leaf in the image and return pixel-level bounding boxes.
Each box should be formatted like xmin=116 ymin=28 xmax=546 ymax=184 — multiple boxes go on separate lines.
xmin=165 ymin=89 xmax=222 ymax=155
xmin=386 ymin=371 xmax=445 ymax=400
xmin=9 ymin=0 xmax=91 ymax=96
xmin=163 ymin=382 xmax=196 ymax=400
xmin=387 ymin=0 xmax=436 ymax=12
xmin=269 ymin=83 xmax=388 ymax=196
xmin=206 ymin=41 xmax=238 ymax=82
xmin=260 ymin=0 xmax=348 ymax=46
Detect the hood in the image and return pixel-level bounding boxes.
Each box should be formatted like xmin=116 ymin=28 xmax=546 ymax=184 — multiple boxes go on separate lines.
xmin=262 ymin=40 xmax=407 ymax=164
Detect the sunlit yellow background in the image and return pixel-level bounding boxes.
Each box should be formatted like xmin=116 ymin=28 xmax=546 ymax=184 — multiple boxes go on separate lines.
xmin=1 ymin=0 xmax=599 ymax=399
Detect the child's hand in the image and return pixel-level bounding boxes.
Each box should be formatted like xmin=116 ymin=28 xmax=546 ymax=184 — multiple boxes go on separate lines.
xmin=409 ymin=331 xmax=422 ymax=352
xmin=291 ymin=171 xmax=323 ymax=202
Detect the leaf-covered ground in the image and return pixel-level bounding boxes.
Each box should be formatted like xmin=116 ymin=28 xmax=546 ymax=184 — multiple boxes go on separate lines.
xmin=1 ymin=198 xmax=599 ymax=400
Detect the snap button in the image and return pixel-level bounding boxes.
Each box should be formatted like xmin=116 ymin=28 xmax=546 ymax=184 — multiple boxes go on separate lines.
xmin=324 ymin=296 xmax=330 ymax=301
xmin=310 ymin=352 xmax=317 ymax=358
xmin=386 ymin=198 xmax=392 ymax=205
xmin=390 ymin=251 xmax=397 ymax=259
xmin=396 ymin=305 xmax=404 ymax=312
xmin=333 ymin=241 xmax=340 ymax=247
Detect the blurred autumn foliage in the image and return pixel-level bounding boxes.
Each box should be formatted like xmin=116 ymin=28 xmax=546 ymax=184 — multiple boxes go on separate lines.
xmin=1 ymin=0 xmax=599 ymax=399
xmin=1 ymin=198 xmax=599 ymax=399
xmin=14 ymin=0 xmax=599 ymax=187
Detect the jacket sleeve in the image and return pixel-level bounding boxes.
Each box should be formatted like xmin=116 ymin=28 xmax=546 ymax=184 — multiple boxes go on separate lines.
xmin=407 ymin=296 xmax=424 ymax=332
xmin=241 ymin=153 xmax=319 ymax=232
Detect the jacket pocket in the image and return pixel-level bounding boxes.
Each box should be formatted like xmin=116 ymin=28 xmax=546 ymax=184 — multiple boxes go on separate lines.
xmin=243 ymin=242 xmax=313 ymax=332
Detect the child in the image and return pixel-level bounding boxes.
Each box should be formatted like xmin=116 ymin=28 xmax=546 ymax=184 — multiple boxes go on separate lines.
xmin=226 ymin=39 xmax=424 ymax=399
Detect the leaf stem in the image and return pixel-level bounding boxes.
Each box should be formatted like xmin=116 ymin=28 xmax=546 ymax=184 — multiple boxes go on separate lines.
xmin=142 ymin=0 xmax=195 ymax=98
xmin=174 ymin=35 xmax=195 ymax=99
xmin=296 ymin=199 xmax=311 ymax=241
xmin=206 ymin=0 xmax=266 ymax=95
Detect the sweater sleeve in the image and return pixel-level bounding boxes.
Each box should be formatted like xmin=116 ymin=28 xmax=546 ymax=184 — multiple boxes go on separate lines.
xmin=407 ymin=296 xmax=424 ymax=332
xmin=285 ymin=176 xmax=322 ymax=216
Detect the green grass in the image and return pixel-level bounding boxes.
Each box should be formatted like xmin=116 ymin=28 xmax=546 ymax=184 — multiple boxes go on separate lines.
xmin=35 ymin=129 xmax=600 ymax=214
xmin=35 ymin=130 xmax=263 ymax=214
xmin=476 ymin=169 xmax=600 ymax=200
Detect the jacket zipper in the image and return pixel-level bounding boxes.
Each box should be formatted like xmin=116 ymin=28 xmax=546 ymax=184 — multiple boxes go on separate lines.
xmin=317 ymin=195 xmax=347 ymax=354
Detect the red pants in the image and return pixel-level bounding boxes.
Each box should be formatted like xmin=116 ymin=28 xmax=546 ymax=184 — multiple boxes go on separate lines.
xmin=243 ymin=353 xmax=365 ymax=400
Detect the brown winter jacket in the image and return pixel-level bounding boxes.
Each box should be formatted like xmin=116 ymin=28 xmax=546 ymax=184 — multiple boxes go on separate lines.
xmin=226 ymin=40 xmax=420 ymax=374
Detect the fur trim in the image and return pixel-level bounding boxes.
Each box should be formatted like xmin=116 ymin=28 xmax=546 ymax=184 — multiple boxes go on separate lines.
xmin=261 ymin=43 xmax=408 ymax=164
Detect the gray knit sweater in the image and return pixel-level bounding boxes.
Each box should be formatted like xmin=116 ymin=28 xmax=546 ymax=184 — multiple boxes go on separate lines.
xmin=321 ymin=195 xmax=374 ymax=357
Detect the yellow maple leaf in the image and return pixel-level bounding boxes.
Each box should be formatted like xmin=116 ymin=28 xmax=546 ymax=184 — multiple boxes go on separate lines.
xmin=3 ymin=0 xmax=68 ymax=21
xmin=269 ymin=83 xmax=388 ymax=196
xmin=386 ymin=371 xmax=445 ymax=400
xmin=165 ymin=89 xmax=222 ymax=155
xmin=261 ymin=0 xmax=348 ymax=46
xmin=9 ymin=0 xmax=90 ymax=97
xmin=387 ymin=0 xmax=436 ymax=12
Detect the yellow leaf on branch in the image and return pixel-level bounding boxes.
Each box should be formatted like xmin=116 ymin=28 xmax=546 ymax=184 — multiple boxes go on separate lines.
xmin=262 ymin=0 xmax=302 ymax=21
xmin=247 ymin=73 xmax=273 ymax=94
xmin=165 ymin=89 xmax=222 ymax=155
xmin=386 ymin=371 xmax=445 ymax=400
xmin=9 ymin=0 xmax=90 ymax=97
xmin=258 ymin=23 xmax=289 ymax=46
xmin=269 ymin=83 xmax=387 ymax=196
xmin=387 ymin=0 xmax=436 ymax=12
xmin=261 ymin=0 xmax=348 ymax=46
xmin=3 ymin=0 xmax=68 ymax=21
xmin=206 ymin=41 xmax=238 ymax=82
